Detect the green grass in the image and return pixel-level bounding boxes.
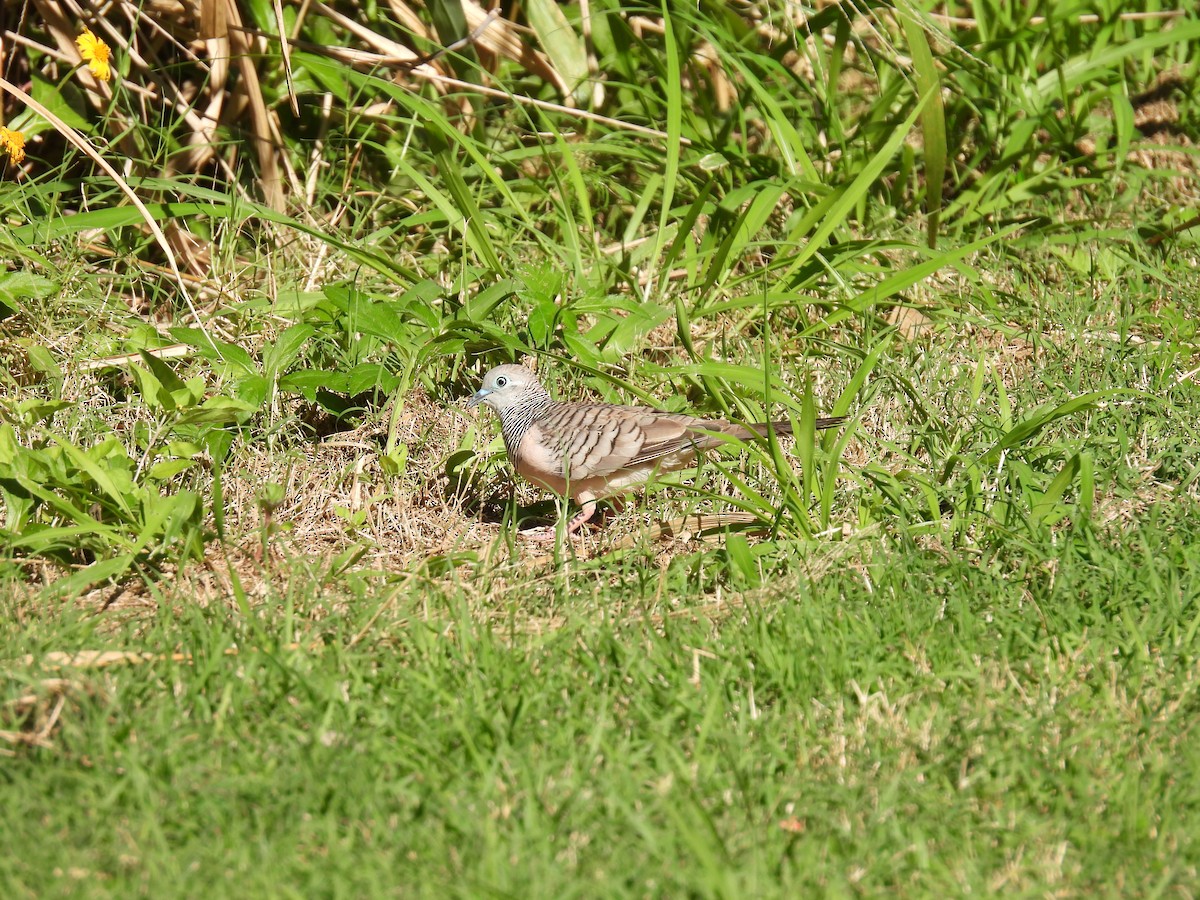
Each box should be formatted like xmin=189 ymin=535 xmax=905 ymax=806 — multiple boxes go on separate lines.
xmin=3 ymin=0 xmax=1200 ymax=895
xmin=5 ymin=506 xmax=1200 ymax=895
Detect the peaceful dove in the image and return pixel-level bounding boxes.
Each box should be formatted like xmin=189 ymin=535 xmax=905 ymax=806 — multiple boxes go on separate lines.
xmin=468 ymin=364 xmax=845 ymax=540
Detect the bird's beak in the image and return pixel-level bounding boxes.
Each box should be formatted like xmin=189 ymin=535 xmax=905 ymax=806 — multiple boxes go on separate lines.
xmin=467 ymin=387 xmax=490 ymax=409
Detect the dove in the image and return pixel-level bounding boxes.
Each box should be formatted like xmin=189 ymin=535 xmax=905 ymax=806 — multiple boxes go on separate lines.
xmin=468 ymin=364 xmax=846 ymax=540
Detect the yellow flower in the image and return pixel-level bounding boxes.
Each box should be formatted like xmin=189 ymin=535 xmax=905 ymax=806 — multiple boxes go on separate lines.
xmin=76 ymin=27 xmax=112 ymax=82
xmin=0 ymin=127 xmax=25 ymax=164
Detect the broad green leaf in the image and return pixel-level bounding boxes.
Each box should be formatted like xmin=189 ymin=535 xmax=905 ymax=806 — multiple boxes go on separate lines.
xmin=526 ymin=0 xmax=591 ymax=100
xmin=900 ymin=11 xmax=946 ymax=248
xmin=0 ymin=271 xmax=58 ymax=302
xmin=264 ymin=324 xmax=316 ymax=378
xmin=39 ymin=554 xmax=137 ymax=600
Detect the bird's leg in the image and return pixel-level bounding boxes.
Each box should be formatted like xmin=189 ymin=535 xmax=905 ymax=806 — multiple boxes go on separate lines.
xmin=565 ymin=496 xmax=598 ymax=534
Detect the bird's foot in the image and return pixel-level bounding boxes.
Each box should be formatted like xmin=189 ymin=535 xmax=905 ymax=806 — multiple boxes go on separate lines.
xmin=517 ymin=501 xmax=598 ymax=542
xmin=517 ymin=524 xmax=559 ymax=543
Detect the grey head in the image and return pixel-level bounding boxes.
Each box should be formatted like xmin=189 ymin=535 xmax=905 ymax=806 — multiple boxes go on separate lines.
xmin=467 ymin=364 xmax=551 ymax=415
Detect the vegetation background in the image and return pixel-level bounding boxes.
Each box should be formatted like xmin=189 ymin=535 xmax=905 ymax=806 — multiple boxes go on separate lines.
xmin=3 ymin=0 xmax=1200 ymax=894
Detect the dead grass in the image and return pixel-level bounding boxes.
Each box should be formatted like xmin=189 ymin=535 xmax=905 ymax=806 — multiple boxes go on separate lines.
xmin=14 ymin=268 xmax=1169 ymax=612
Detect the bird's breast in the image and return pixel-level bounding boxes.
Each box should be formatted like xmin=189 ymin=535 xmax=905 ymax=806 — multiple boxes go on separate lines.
xmin=513 ymin=424 xmax=569 ymax=495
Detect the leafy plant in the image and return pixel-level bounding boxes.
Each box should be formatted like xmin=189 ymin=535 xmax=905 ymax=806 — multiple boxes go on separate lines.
xmin=0 ymin=352 xmax=255 ymax=594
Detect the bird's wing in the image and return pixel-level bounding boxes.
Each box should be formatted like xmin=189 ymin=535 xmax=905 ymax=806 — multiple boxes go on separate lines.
xmin=530 ymin=404 xmax=715 ymax=480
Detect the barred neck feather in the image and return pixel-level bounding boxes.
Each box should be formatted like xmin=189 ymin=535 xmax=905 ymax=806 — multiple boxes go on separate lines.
xmin=499 ymin=387 xmax=553 ymax=454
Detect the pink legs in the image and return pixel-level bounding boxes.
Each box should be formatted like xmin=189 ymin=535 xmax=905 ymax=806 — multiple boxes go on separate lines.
xmin=518 ymin=496 xmax=598 ymax=542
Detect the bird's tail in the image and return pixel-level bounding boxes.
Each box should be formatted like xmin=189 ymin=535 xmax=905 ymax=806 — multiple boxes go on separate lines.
xmin=747 ymin=415 xmax=847 ymax=438
xmin=688 ymin=415 xmax=847 ymax=450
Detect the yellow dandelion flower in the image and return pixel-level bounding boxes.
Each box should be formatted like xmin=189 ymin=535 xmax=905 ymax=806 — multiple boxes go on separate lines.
xmin=0 ymin=127 xmax=26 ymax=165
xmin=76 ymin=27 xmax=112 ymax=82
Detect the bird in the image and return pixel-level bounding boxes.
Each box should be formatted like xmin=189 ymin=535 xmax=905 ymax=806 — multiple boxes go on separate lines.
xmin=467 ymin=364 xmax=846 ymax=540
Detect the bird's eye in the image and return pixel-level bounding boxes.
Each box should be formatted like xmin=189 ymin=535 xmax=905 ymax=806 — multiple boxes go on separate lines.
xmin=495 ymin=376 xmax=508 ymax=388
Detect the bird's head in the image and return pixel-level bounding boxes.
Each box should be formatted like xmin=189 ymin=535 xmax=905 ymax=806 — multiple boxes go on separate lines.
xmin=468 ymin=365 xmax=544 ymax=413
